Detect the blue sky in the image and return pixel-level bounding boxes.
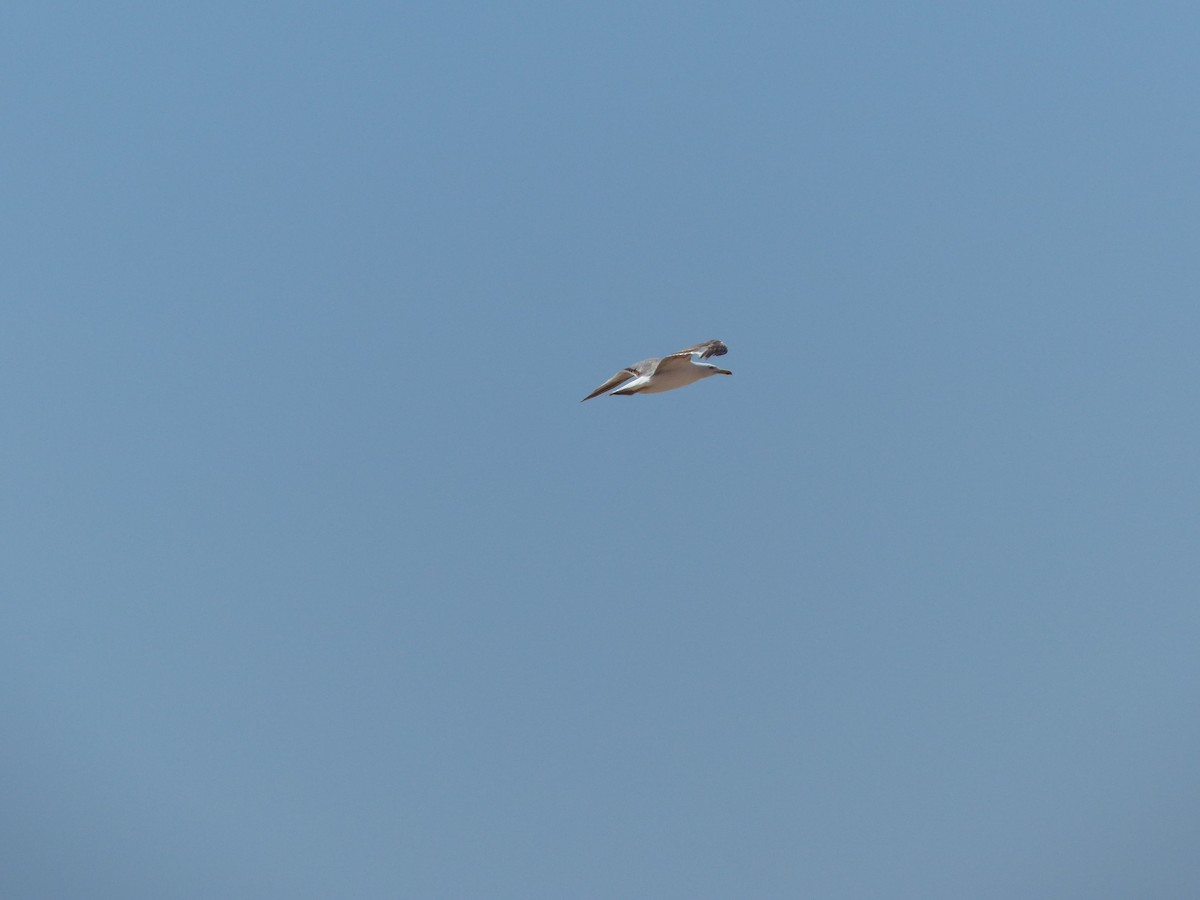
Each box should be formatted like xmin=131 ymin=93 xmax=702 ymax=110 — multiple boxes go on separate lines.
xmin=4 ymin=3 xmax=1200 ymax=897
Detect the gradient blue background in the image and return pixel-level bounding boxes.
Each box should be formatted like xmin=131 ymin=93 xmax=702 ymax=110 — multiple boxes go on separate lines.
xmin=5 ymin=3 xmax=1199 ymax=897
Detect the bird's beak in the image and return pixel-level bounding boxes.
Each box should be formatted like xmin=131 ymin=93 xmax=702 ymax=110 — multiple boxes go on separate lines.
xmin=718 ymin=369 xmax=733 ymax=375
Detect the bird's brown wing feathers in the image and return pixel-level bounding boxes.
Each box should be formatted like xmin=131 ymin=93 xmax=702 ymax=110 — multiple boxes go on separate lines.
xmin=675 ymin=339 xmax=727 ymax=360
xmin=580 ymin=368 xmax=638 ymax=402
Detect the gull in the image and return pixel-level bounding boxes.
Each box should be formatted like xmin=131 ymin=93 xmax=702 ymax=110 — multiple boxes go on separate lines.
xmin=581 ymin=340 xmax=732 ymax=402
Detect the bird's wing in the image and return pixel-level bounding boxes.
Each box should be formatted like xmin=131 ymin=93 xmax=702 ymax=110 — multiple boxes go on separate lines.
xmin=676 ymin=339 xmax=728 ymax=360
xmin=610 ymin=376 xmax=650 ymax=396
xmin=653 ymin=340 xmax=727 ymax=374
xmin=651 ymin=351 xmax=698 ymax=374
xmin=580 ymin=367 xmax=639 ymax=402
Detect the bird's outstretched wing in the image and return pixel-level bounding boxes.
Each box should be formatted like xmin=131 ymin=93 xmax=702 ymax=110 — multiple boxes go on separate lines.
xmin=677 ymin=339 xmax=727 ymax=360
xmin=653 ymin=340 xmax=728 ymax=373
xmin=581 ymin=367 xmax=638 ymax=402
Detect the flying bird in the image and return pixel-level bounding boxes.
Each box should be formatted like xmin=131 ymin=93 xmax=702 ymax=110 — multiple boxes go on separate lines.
xmin=581 ymin=340 xmax=732 ymax=402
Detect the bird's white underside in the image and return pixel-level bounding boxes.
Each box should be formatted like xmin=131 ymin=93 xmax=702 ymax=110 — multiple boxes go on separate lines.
xmin=613 ymin=365 xmax=710 ymax=394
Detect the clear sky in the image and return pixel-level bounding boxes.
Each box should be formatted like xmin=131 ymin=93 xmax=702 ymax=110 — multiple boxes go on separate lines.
xmin=4 ymin=3 xmax=1200 ymax=898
